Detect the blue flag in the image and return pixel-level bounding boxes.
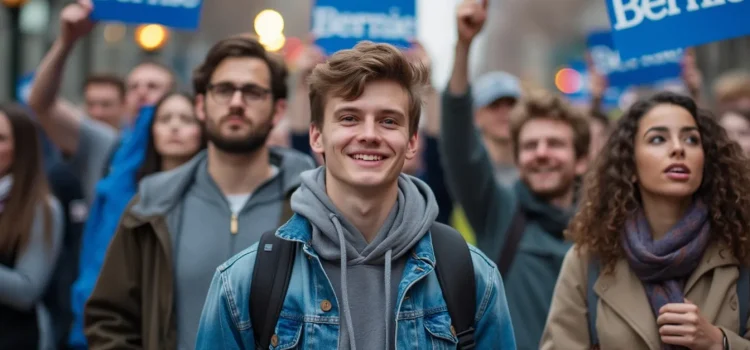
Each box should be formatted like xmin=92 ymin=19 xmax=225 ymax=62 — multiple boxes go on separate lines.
xmin=605 ymin=0 xmax=750 ymax=59
xmin=91 ymin=0 xmax=203 ymax=30
xmin=587 ymin=30 xmax=682 ymax=89
xmin=311 ymin=0 xmax=416 ymax=55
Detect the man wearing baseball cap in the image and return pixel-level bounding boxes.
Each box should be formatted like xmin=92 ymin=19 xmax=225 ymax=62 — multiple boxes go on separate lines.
xmin=440 ymin=0 xmax=591 ymax=347
xmin=448 ymin=71 xmax=522 ymax=245
xmin=471 ymin=71 xmax=522 ymax=185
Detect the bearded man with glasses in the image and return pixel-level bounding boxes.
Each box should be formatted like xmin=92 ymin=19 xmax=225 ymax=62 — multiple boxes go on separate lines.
xmin=81 ymin=36 xmax=317 ymax=350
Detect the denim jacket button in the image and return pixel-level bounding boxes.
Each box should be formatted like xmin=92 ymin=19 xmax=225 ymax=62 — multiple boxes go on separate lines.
xmin=271 ymin=334 xmax=279 ymax=347
xmin=321 ymin=300 xmax=332 ymax=312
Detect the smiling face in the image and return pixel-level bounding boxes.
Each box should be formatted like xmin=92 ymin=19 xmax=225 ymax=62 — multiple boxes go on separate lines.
xmin=310 ymin=80 xmax=418 ymax=191
xmin=517 ymin=117 xmax=587 ymax=199
xmin=634 ymin=103 xmax=705 ymax=200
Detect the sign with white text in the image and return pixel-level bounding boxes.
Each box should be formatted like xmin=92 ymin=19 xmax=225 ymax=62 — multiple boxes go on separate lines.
xmin=16 ymin=72 xmax=34 ymax=105
xmin=605 ymin=0 xmax=750 ymax=59
xmin=587 ymin=30 xmax=682 ymax=88
xmin=91 ymin=0 xmax=203 ymax=30
xmin=311 ymin=0 xmax=416 ymax=55
xmin=562 ymin=60 xmax=623 ymax=111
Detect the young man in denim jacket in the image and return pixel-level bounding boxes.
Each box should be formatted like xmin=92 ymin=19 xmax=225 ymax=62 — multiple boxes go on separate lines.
xmin=195 ymin=40 xmax=516 ymax=349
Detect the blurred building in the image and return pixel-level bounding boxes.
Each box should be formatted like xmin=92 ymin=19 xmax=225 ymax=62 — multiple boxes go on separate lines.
xmin=2 ymin=0 xmax=750 ymax=103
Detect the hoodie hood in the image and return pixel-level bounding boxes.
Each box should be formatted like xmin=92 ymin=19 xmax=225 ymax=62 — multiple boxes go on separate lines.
xmin=291 ymin=167 xmax=439 ymax=264
xmin=290 ymin=167 xmax=439 ymax=350
xmin=127 ymin=147 xmax=315 ymax=223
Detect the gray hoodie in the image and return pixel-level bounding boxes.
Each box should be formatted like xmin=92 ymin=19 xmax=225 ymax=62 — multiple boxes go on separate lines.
xmin=291 ymin=167 xmax=439 ymax=350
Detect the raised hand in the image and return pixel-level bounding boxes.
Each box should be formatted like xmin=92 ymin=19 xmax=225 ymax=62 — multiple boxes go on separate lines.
xmin=585 ymin=51 xmax=608 ymax=101
xmin=681 ymin=48 xmax=703 ymax=98
xmin=456 ymin=0 xmax=488 ymax=44
xmin=59 ymin=0 xmax=95 ymax=47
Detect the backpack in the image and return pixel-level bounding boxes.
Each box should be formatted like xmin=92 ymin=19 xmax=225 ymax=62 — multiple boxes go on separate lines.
xmin=249 ymin=222 xmax=478 ymax=350
xmin=585 ymin=261 xmax=750 ymax=347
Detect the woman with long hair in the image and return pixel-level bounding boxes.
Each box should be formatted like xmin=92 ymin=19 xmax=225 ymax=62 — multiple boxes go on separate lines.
xmin=69 ymin=91 xmax=205 ymax=348
xmin=0 ymin=103 xmax=64 ymax=349
xmin=137 ymin=91 xmax=206 ymax=181
xmin=542 ymin=91 xmax=750 ymax=349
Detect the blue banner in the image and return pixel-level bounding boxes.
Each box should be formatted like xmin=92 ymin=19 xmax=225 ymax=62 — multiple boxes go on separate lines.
xmin=587 ymin=30 xmax=682 ymax=89
xmin=16 ymin=72 xmax=35 ymax=105
xmin=311 ymin=0 xmax=416 ymax=55
xmin=605 ymin=0 xmax=750 ymax=59
xmin=91 ymin=0 xmax=203 ymax=30
xmin=562 ymin=60 xmax=622 ymax=111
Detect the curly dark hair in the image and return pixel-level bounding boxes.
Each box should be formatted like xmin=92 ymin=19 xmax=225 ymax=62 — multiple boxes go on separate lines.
xmin=568 ymin=91 xmax=750 ymax=273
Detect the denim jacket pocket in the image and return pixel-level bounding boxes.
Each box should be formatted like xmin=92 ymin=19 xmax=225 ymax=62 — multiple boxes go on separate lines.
xmin=270 ymin=317 xmax=303 ymax=350
xmin=423 ymin=311 xmax=459 ymax=349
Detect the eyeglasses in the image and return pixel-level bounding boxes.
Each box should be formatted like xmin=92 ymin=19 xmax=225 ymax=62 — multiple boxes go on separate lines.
xmin=207 ymin=82 xmax=271 ymax=105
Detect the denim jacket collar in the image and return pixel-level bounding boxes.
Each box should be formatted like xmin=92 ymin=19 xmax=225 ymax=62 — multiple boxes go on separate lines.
xmin=275 ymin=213 xmax=437 ymax=266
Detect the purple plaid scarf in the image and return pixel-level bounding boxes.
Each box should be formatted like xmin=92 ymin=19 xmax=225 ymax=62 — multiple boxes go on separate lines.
xmin=622 ymin=201 xmax=711 ymax=350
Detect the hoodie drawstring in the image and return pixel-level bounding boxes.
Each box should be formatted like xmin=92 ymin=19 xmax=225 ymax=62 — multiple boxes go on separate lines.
xmin=331 ymin=215 xmax=357 ymax=350
xmin=384 ymin=249 xmax=392 ymax=350
xmin=330 ymin=214 xmax=393 ymax=350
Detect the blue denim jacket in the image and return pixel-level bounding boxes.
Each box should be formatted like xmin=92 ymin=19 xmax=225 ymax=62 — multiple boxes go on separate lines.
xmin=196 ymin=214 xmax=516 ymax=349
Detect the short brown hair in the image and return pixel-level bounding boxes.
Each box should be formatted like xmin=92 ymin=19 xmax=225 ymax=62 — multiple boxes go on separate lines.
xmin=192 ymin=37 xmax=286 ymax=101
xmin=84 ymin=74 xmax=126 ymax=100
xmin=307 ymin=41 xmax=428 ymax=136
xmin=713 ymin=70 xmax=750 ymax=105
xmin=510 ymin=89 xmax=591 ymax=160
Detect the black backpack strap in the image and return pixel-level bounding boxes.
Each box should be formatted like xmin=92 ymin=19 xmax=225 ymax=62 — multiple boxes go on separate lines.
xmin=587 ymin=259 xmax=601 ymax=347
xmin=431 ymin=222 xmax=477 ymax=349
xmin=738 ymin=266 xmax=749 ymax=336
xmin=250 ymin=230 xmax=297 ymax=349
xmin=279 ymin=189 xmax=294 ymax=225
xmin=497 ymin=207 xmax=527 ymax=276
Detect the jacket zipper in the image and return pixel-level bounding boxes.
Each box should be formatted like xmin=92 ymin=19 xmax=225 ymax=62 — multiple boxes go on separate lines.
xmin=230 ymin=213 xmax=238 ymax=234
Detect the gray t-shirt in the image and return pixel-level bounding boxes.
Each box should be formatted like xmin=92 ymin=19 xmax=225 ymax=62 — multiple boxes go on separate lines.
xmin=67 ymin=118 xmax=119 ymax=204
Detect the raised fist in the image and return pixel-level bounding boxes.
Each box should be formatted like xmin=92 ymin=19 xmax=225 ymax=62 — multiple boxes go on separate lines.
xmin=456 ymin=0 xmax=488 ymax=44
xmin=59 ymin=0 xmax=95 ymax=46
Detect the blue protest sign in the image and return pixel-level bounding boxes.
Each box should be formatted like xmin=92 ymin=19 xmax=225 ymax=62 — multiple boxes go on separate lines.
xmin=311 ymin=0 xmax=416 ymax=55
xmin=16 ymin=72 xmax=35 ymax=105
xmin=587 ymin=30 xmax=682 ymax=89
xmin=560 ymin=60 xmax=622 ymax=110
xmin=605 ymin=0 xmax=750 ymax=59
xmin=91 ymin=0 xmax=203 ymax=30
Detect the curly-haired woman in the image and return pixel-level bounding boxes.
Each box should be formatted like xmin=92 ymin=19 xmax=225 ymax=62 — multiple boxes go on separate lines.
xmin=541 ymin=91 xmax=750 ymax=350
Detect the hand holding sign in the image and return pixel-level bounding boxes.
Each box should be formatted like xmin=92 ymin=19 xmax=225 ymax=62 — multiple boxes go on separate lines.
xmin=680 ymin=48 xmax=703 ymax=98
xmin=585 ymin=51 xmax=608 ymax=101
xmin=60 ymin=0 xmax=95 ymax=47
xmin=456 ymin=0 xmax=488 ymax=44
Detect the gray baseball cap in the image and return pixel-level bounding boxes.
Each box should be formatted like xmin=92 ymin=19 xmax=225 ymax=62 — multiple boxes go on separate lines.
xmin=472 ymin=71 xmax=522 ymax=110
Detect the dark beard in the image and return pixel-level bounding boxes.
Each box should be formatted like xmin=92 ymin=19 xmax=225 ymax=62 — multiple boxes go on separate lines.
xmin=205 ymin=115 xmax=274 ymax=154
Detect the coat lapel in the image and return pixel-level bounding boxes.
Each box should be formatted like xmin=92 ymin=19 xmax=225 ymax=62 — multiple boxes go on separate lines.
xmin=684 ymin=243 xmax=738 ymax=294
xmin=595 ymin=258 xmax=661 ymax=349
xmin=595 ymin=242 xmax=739 ymax=349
